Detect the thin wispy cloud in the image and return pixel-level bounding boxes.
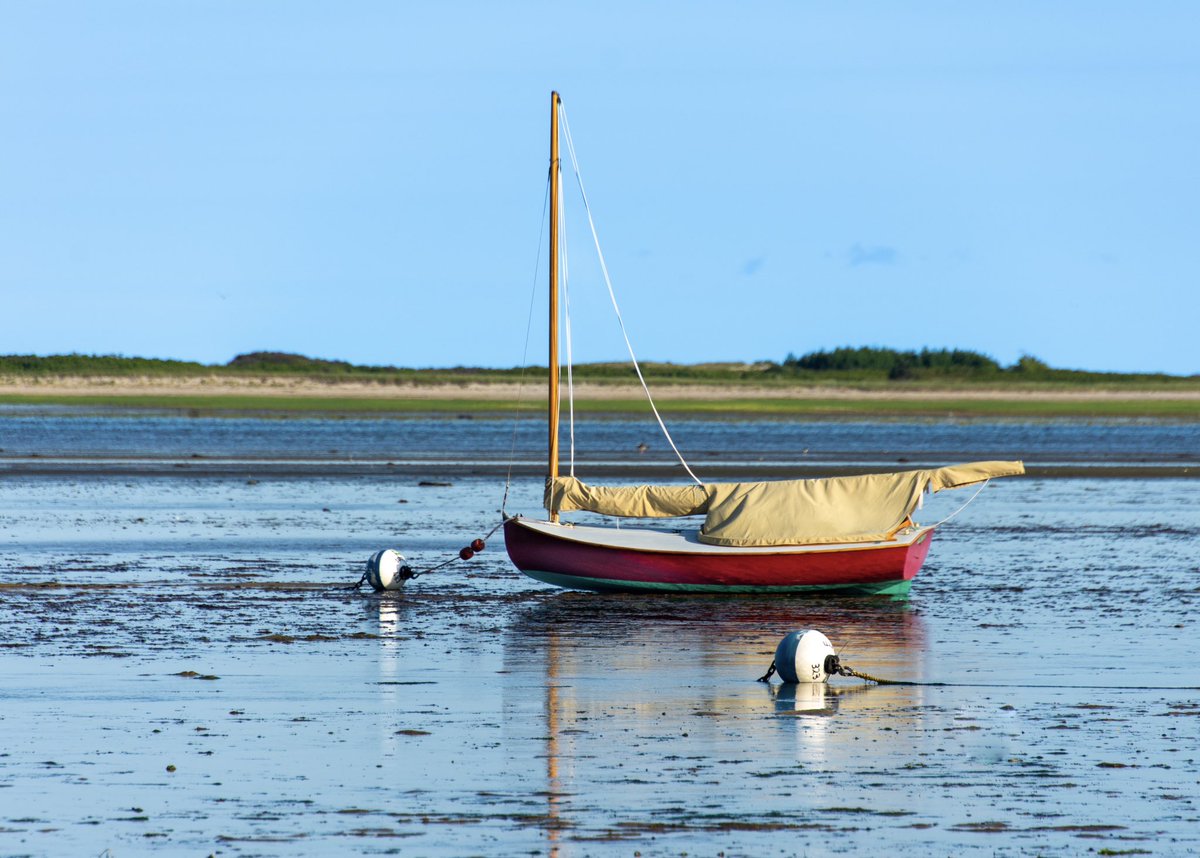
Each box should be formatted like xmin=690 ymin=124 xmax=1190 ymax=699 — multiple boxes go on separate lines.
xmin=848 ymin=243 xmax=899 ymax=267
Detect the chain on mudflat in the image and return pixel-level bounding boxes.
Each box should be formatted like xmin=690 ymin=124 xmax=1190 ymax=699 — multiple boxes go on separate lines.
xmin=824 ymin=654 xmax=903 ymax=686
xmin=756 ymin=634 xmax=907 ymax=686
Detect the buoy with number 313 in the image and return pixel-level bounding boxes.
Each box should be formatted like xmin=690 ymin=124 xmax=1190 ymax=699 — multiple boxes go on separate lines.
xmin=774 ymin=629 xmax=837 ymax=683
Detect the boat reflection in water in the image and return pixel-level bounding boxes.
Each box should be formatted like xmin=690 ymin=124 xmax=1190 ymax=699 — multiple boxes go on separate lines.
xmin=499 ymin=593 xmax=928 ymax=851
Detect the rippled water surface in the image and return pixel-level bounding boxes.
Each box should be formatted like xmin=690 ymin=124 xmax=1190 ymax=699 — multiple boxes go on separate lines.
xmin=2 ymin=408 xmax=1197 ymax=468
xmin=1 ymin=463 xmax=1197 ymax=855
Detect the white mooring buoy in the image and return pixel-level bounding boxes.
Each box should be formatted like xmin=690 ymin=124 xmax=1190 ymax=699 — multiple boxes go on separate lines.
xmin=773 ymin=629 xmax=837 ymax=683
xmin=365 ymin=549 xmax=410 ymax=591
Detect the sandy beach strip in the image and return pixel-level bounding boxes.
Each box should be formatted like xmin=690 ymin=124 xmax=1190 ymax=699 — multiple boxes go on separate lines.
xmin=2 ymin=374 xmax=1199 ymax=402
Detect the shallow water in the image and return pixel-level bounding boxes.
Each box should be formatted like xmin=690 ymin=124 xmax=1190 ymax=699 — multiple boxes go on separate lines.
xmin=1 ymin=472 xmax=1197 ymax=855
xmin=2 ymin=408 xmax=1197 ymax=469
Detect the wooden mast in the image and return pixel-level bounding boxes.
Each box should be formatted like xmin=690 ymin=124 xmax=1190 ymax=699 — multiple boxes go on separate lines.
xmin=548 ymin=91 xmax=562 ymax=522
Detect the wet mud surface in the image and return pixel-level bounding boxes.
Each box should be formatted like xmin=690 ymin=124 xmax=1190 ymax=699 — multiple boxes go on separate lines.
xmin=1 ymin=475 xmax=1198 ymax=855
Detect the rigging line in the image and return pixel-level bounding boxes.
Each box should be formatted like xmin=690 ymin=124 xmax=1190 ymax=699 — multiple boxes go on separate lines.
xmin=559 ymin=166 xmax=577 ymax=477
xmin=502 ymin=171 xmax=552 ymax=515
xmin=926 ymin=479 xmax=990 ymax=530
xmin=558 ymin=103 xmax=702 ymax=485
xmin=832 ymin=678 xmax=1200 ymax=691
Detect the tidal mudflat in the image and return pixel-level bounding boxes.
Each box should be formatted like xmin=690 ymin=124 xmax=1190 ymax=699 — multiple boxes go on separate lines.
xmin=1 ymin=470 xmax=1197 ymax=856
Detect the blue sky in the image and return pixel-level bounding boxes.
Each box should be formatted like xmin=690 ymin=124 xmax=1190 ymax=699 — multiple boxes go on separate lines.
xmin=2 ymin=2 xmax=1197 ymax=374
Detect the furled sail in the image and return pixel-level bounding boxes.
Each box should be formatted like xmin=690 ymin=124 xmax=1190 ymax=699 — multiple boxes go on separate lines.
xmin=546 ymin=460 xmax=1024 ymax=547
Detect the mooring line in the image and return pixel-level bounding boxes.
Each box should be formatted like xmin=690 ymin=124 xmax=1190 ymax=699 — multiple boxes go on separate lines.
xmin=345 ymin=519 xmax=508 ymax=591
xmin=819 ymin=673 xmax=1200 ymax=691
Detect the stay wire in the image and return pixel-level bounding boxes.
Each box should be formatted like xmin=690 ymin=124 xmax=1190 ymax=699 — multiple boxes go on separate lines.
xmin=559 ymin=167 xmax=577 ymax=476
xmin=558 ymin=102 xmax=703 ymax=485
xmin=926 ymin=478 xmax=991 ymax=530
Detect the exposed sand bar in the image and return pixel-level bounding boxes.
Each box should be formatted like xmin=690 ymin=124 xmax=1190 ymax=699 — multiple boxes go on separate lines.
xmin=3 ymin=376 xmax=1200 ymax=421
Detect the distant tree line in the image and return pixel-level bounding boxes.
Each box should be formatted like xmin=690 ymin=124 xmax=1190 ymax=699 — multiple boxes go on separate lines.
xmin=779 ymin=346 xmax=1047 ymax=379
xmin=0 ymin=349 xmax=1191 ymax=384
xmin=771 ymin=347 xmax=1182 ymax=382
xmin=0 ymin=353 xmax=209 ymax=375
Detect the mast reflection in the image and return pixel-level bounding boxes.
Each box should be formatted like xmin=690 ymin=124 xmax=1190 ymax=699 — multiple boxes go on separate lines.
xmin=502 ymin=592 xmax=928 ymax=851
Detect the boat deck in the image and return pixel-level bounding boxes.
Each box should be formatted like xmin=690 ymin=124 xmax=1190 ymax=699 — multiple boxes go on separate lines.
xmin=510 ymin=517 xmax=932 ymax=555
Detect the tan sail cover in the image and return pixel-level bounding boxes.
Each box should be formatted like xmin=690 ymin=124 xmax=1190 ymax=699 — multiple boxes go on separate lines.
xmin=546 ymin=460 xmax=1024 ymax=547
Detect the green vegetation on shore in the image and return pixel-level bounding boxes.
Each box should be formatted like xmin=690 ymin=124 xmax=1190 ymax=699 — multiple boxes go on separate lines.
xmin=2 ymin=350 xmax=1196 ymax=418
xmin=1 ymin=348 xmax=1196 ymax=387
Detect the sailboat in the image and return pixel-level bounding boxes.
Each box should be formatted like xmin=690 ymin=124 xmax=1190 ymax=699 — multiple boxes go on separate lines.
xmin=503 ymin=92 xmax=1023 ymax=595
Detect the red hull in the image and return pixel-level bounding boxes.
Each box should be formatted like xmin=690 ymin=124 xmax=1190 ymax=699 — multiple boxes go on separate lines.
xmin=503 ymin=518 xmax=933 ymax=594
